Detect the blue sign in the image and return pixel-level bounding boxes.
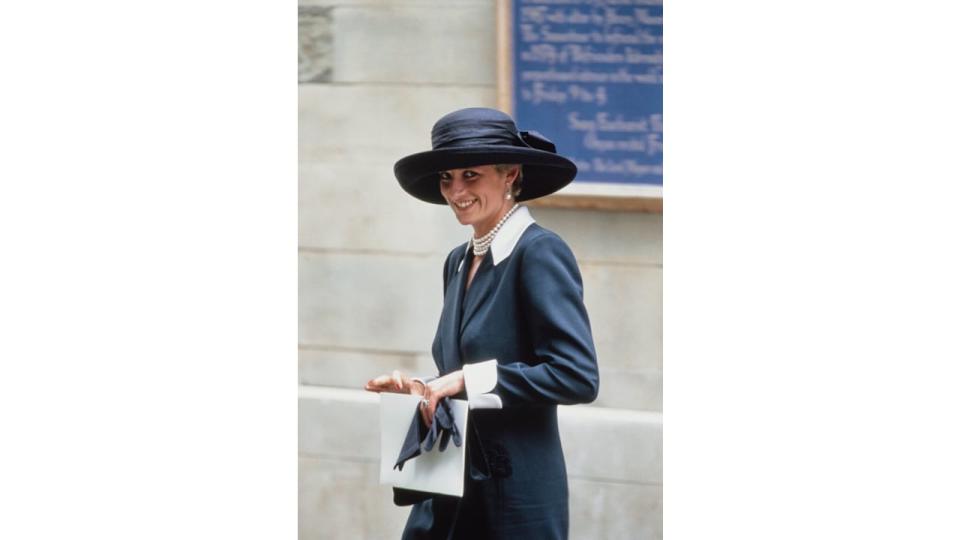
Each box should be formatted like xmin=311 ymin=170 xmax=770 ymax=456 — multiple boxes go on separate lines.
xmin=511 ymin=0 xmax=663 ymax=187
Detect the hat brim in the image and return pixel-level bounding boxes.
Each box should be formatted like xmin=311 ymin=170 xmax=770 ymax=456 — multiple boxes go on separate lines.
xmin=394 ymin=146 xmax=577 ymax=204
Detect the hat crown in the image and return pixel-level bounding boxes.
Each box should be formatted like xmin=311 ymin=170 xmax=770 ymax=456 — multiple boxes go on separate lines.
xmin=430 ymin=108 xmax=523 ymax=150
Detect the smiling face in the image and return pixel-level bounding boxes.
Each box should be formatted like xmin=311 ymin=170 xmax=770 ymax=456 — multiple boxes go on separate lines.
xmin=439 ymin=164 xmax=519 ymax=236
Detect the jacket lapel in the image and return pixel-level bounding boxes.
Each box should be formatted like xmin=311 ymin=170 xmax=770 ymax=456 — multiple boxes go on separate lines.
xmin=439 ymin=250 xmax=468 ymax=375
xmin=458 ymin=207 xmax=536 ymax=337
xmin=460 ymin=255 xmax=495 ymax=335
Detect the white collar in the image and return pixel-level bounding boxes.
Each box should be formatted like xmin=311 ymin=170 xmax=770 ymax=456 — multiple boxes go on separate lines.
xmin=458 ymin=205 xmax=536 ymax=272
xmin=491 ymin=205 xmax=535 ymax=265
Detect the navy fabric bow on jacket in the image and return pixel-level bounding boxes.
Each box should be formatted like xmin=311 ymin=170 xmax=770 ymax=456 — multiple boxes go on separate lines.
xmin=393 ymin=397 xmax=462 ymax=471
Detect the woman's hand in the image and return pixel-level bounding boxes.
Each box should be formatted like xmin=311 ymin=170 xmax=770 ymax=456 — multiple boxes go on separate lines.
xmin=419 ymin=371 xmax=465 ymax=427
xmin=364 ymin=370 xmax=464 ymax=427
xmin=364 ymin=370 xmax=425 ymax=395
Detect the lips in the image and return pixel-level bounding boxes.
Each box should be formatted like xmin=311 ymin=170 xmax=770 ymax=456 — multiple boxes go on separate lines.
xmin=452 ymin=198 xmax=477 ymax=210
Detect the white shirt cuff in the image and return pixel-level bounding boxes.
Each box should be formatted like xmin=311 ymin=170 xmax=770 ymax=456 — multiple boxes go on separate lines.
xmin=462 ymin=359 xmax=502 ymax=409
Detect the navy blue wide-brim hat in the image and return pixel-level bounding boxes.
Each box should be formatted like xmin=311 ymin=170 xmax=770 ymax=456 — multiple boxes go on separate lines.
xmin=394 ymin=107 xmax=577 ymax=204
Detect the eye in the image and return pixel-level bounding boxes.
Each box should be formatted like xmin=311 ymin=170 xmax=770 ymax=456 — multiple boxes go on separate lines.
xmin=463 ymin=170 xmax=478 ymax=180
xmin=439 ymin=171 xmax=452 ymax=183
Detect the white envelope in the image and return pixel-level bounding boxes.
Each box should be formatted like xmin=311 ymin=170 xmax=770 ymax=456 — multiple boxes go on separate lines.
xmin=378 ymin=393 xmax=469 ymax=498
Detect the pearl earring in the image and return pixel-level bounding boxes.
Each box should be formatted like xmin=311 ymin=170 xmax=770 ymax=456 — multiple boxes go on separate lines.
xmin=505 ymin=191 xmax=512 ymax=200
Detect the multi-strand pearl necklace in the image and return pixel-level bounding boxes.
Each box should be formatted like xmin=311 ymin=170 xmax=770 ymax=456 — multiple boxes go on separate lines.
xmin=471 ymin=203 xmax=520 ymax=257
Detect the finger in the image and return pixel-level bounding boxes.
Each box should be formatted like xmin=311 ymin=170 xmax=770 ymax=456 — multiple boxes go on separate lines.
xmin=419 ymin=399 xmax=428 ymax=426
xmin=392 ymin=370 xmax=403 ymax=391
xmin=365 ymin=376 xmax=387 ymax=390
xmin=369 ymin=373 xmax=403 ymax=392
xmin=425 ymin=400 xmax=437 ymax=427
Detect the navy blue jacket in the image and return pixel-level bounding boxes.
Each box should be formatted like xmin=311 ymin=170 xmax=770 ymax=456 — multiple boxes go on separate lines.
xmin=402 ymin=210 xmax=599 ymax=540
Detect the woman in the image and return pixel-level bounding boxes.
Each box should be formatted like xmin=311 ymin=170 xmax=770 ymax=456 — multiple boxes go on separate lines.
xmin=365 ymin=107 xmax=599 ymax=539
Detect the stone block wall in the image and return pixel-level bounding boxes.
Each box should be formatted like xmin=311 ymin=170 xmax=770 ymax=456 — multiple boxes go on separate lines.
xmin=299 ymin=1 xmax=662 ymax=537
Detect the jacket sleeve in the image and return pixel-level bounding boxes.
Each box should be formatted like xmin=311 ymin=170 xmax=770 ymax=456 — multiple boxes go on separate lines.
xmin=468 ymin=233 xmax=600 ymax=407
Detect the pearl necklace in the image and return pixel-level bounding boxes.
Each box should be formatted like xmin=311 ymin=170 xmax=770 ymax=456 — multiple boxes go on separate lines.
xmin=471 ymin=203 xmax=520 ymax=257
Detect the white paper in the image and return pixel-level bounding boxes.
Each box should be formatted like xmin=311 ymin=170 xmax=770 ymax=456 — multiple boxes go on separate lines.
xmin=379 ymin=393 xmax=469 ymax=498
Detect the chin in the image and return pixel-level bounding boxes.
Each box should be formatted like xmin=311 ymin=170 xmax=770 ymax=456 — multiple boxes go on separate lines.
xmin=449 ymin=208 xmax=471 ymax=225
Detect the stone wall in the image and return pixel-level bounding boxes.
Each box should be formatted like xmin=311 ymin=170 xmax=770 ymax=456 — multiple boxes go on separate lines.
xmin=299 ymin=1 xmax=662 ymax=537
